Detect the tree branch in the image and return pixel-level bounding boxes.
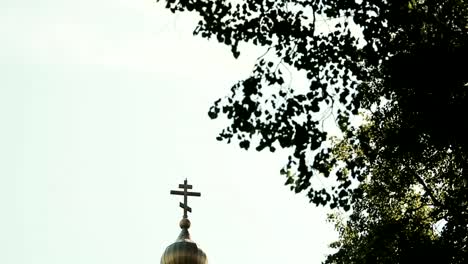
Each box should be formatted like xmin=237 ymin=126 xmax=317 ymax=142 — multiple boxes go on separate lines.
xmin=412 ymin=170 xmax=443 ymax=208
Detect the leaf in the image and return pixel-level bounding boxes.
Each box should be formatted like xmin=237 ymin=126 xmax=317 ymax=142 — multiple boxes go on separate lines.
xmin=239 ymin=140 xmax=250 ymax=150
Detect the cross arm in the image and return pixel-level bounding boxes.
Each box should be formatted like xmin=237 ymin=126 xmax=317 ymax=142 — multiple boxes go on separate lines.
xmin=170 ymin=190 xmax=201 ymax=196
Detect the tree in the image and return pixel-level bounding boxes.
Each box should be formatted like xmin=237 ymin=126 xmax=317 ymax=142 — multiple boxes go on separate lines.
xmin=325 ymin=120 xmax=467 ymax=262
xmin=325 ymin=183 xmax=442 ymax=264
xmin=157 ymin=0 xmax=468 ymax=261
xmin=158 ymin=0 xmax=468 ymax=209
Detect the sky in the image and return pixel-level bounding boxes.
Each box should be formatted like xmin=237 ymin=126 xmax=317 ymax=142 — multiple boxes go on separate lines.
xmin=0 ymin=0 xmax=339 ymax=263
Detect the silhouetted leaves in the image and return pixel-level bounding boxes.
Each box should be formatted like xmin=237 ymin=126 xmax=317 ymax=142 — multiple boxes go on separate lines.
xmin=158 ymin=0 xmax=468 ymax=261
xmin=239 ymin=139 xmax=250 ymax=150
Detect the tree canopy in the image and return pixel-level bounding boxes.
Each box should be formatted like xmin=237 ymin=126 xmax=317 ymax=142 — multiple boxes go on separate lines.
xmin=325 ymin=120 xmax=467 ymax=262
xmin=325 ymin=182 xmax=441 ymax=264
xmin=158 ymin=0 xmax=468 ymax=262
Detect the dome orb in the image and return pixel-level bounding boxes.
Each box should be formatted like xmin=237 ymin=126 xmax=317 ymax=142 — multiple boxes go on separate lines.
xmin=179 ymin=218 xmax=191 ymax=229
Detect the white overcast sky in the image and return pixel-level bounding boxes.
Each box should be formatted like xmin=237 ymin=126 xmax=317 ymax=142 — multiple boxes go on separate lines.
xmin=0 ymin=0 xmax=339 ymax=263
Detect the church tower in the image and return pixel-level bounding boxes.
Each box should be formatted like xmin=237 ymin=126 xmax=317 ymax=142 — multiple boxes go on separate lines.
xmin=160 ymin=179 xmax=208 ymax=264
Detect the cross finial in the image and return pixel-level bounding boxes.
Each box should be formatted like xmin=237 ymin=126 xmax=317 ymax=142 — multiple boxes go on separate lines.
xmin=170 ymin=179 xmax=201 ymax=219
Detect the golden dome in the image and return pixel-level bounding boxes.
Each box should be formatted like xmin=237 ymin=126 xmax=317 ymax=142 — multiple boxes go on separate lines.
xmin=160 ymin=219 xmax=208 ymax=264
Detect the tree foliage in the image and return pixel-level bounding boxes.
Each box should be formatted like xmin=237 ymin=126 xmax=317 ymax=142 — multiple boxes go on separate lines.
xmin=325 ymin=120 xmax=468 ymax=262
xmin=159 ymin=0 xmax=468 ymax=209
xmin=325 ymin=183 xmax=441 ymax=264
xmin=158 ymin=0 xmax=468 ymax=261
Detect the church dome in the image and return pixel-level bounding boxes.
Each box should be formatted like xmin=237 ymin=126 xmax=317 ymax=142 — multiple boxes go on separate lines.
xmin=160 ymin=219 xmax=208 ymax=264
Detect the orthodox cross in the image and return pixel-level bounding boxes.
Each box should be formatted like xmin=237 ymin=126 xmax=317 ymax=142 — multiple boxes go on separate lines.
xmin=170 ymin=179 xmax=201 ymax=219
